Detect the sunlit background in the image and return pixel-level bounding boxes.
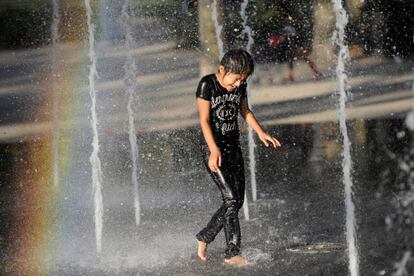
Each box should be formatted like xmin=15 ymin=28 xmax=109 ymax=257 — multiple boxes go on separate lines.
xmin=0 ymin=0 xmax=413 ymax=275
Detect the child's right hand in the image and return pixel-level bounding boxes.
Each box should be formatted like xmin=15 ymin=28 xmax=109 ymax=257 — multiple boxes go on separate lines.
xmin=208 ymin=149 xmax=222 ymax=172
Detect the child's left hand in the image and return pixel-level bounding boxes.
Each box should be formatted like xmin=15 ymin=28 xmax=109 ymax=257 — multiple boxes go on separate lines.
xmin=258 ymin=132 xmax=282 ymax=149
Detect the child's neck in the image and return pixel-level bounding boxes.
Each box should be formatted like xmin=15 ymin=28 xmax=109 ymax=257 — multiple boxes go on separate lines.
xmin=215 ymin=72 xmax=227 ymax=91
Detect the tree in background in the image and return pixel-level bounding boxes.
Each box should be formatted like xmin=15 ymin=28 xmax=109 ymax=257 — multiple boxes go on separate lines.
xmin=197 ymin=0 xmax=223 ymax=76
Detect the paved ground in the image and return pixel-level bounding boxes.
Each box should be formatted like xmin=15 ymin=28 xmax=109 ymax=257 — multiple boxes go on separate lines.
xmin=1 ymin=121 xmax=414 ymax=275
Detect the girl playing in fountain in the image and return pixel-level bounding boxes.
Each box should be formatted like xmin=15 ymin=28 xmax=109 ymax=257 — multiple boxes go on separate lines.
xmin=195 ymin=49 xmax=282 ymax=266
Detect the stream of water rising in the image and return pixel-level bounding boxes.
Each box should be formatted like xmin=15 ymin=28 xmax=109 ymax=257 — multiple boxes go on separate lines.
xmin=51 ymin=0 xmax=60 ymax=188
xmin=211 ymin=1 xmax=250 ymax=220
xmin=121 ymin=0 xmax=141 ymax=226
xmin=85 ymin=0 xmax=104 ymax=253
xmin=240 ymin=0 xmax=258 ymax=205
xmin=332 ymin=0 xmax=360 ymax=275
xmin=211 ymin=0 xmax=224 ymax=59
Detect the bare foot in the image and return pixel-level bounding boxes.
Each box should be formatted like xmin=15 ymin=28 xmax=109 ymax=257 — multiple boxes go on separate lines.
xmin=197 ymin=240 xmax=207 ymax=261
xmin=224 ymin=255 xmax=248 ymax=266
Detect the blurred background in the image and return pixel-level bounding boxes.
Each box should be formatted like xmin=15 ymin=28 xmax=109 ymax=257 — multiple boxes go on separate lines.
xmin=0 ymin=0 xmax=414 ymax=275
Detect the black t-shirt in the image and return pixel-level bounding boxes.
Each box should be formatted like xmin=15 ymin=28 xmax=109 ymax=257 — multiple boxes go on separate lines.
xmin=196 ymin=74 xmax=247 ymax=144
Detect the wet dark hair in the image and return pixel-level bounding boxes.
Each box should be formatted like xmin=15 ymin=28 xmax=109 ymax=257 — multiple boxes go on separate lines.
xmin=220 ymin=49 xmax=254 ymax=76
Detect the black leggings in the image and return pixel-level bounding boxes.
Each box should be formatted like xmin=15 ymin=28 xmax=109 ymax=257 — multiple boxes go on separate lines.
xmin=196 ymin=141 xmax=245 ymax=258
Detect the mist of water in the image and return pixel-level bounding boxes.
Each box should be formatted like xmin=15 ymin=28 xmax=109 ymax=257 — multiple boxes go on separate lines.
xmin=211 ymin=0 xmax=224 ymax=59
xmin=121 ymin=0 xmax=141 ymax=226
xmin=51 ymin=0 xmax=60 ymax=188
xmin=85 ymin=0 xmax=104 ymax=253
xmin=332 ymin=1 xmax=360 ymax=275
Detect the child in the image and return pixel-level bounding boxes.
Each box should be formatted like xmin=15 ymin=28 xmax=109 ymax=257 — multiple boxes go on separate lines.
xmin=195 ymin=49 xmax=281 ymax=266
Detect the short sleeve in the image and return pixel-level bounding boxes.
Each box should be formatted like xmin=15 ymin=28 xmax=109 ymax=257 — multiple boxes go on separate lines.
xmin=195 ymin=77 xmax=212 ymax=100
xmin=239 ymin=83 xmax=248 ymax=98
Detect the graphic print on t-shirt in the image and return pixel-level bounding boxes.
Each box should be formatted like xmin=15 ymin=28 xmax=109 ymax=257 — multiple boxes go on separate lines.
xmin=211 ymin=93 xmax=242 ymax=136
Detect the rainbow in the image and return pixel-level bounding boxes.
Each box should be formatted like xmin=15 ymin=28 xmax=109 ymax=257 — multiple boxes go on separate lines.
xmin=5 ymin=1 xmax=99 ymax=274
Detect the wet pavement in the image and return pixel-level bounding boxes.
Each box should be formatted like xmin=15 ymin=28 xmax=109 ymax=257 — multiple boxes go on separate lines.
xmin=1 ymin=120 xmax=414 ymax=275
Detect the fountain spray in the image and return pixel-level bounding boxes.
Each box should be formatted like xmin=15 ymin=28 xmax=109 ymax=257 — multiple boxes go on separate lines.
xmin=240 ymin=0 xmax=258 ymax=206
xmin=85 ymin=0 xmax=104 ymax=253
xmin=121 ymin=0 xmax=141 ymax=226
xmin=51 ymin=0 xmax=60 ymax=188
xmin=332 ymin=0 xmax=360 ymax=275
xmin=211 ymin=0 xmax=251 ymax=220
xmin=211 ymin=0 xmax=224 ymax=59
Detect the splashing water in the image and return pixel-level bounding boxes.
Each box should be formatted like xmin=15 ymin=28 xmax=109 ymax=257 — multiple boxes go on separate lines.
xmin=243 ymin=247 xmax=272 ymax=265
xmin=51 ymin=0 xmax=60 ymax=187
xmin=121 ymin=0 xmax=141 ymax=226
xmin=211 ymin=0 xmax=224 ymax=59
xmin=331 ymin=1 xmax=360 ymax=275
xmin=85 ymin=0 xmax=104 ymax=253
xmin=240 ymin=0 xmax=258 ymax=204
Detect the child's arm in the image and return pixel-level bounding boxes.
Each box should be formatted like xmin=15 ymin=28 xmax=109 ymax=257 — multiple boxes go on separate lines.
xmin=240 ymin=97 xmax=282 ymax=148
xmin=197 ymin=98 xmax=222 ymax=172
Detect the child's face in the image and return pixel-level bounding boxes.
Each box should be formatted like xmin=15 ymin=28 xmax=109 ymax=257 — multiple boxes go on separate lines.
xmin=218 ymin=66 xmax=248 ymax=91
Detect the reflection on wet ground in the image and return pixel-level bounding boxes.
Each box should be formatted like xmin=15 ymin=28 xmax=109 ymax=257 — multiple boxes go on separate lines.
xmin=1 ymin=118 xmax=414 ymax=275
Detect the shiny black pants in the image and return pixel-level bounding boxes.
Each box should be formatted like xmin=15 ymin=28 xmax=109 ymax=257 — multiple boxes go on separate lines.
xmin=196 ymin=142 xmax=245 ymax=259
